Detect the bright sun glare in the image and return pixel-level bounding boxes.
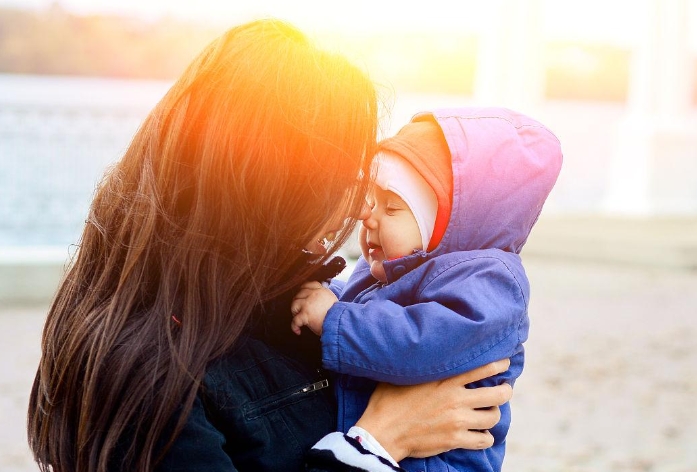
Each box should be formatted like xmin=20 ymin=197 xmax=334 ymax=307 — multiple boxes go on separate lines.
xmin=12 ymin=0 xmax=666 ymax=45
xmin=9 ymin=0 xmax=697 ymax=50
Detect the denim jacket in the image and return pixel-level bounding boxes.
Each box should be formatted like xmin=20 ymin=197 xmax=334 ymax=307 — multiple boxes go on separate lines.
xmin=156 ymin=255 xmax=346 ymax=472
xmin=156 ymin=336 xmax=337 ymax=472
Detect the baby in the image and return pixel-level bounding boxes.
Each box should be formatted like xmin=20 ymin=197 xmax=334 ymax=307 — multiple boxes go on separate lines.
xmin=291 ymin=107 xmax=563 ymax=471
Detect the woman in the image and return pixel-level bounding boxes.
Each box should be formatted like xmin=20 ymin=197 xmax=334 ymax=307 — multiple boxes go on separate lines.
xmin=27 ymin=19 xmax=511 ymax=472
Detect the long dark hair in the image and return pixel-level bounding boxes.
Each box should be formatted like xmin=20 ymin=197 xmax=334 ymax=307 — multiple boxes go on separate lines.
xmin=27 ymin=19 xmax=377 ymax=472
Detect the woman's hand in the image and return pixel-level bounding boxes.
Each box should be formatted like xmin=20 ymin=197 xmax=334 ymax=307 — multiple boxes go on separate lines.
xmin=354 ymin=359 xmax=513 ymax=462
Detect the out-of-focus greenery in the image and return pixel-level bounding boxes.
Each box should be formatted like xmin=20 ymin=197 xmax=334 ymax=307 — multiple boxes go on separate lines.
xmin=0 ymin=5 xmax=652 ymax=103
xmin=0 ymin=4 xmax=479 ymax=92
xmin=0 ymin=5 xmax=224 ymax=79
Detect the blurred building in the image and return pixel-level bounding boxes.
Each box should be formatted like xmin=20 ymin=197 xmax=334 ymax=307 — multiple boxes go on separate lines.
xmin=468 ymin=0 xmax=697 ymax=216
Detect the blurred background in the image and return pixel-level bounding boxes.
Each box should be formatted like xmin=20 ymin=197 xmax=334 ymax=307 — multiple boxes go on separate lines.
xmin=1 ymin=0 xmax=696 ymax=471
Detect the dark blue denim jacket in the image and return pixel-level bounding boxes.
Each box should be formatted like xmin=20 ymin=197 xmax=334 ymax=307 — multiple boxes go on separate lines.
xmin=156 ymin=336 xmax=337 ymax=472
xmin=156 ymin=256 xmax=345 ymax=471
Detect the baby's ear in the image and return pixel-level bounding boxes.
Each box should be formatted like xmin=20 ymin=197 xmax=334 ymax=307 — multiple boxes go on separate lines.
xmin=307 ymin=256 xmax=346 ymax=284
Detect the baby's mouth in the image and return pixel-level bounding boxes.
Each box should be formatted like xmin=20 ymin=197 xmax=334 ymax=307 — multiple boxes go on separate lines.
xmin=367 ymin=242 xmax=382 ymax=257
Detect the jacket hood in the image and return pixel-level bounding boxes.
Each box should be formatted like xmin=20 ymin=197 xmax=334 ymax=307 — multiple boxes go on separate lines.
xmin=376 ymin=119 xmax=452 ymax=251
xmin=408 ymin=107 xmax=562 ymax=255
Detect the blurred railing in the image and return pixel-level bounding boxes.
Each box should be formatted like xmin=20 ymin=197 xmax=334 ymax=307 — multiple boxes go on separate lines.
xmin=0 ymin=103 xmax=143 ymax=247
xmin=0 ymin=74 xmax=169 ymax=304
xmin=2 ymin=74 xmax=696 ymax=306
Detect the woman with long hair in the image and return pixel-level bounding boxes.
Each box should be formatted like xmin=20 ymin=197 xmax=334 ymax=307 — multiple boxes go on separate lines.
xmin=27 ymin=19 xmax=511 ymax=472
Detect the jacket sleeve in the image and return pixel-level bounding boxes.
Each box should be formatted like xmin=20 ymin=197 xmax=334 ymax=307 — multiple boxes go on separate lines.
xmin=306 ymin=432 xmax=404 ymax=472
xmin=156 ymin=395 xmax=238 ymax=472
xmin=321 ymin=255 xmax=529 ymax=385
xmin=327 ymin=278 xmax=346 ymax=298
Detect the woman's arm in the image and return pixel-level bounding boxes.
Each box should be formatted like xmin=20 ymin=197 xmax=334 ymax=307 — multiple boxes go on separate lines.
xmin=305 ymin=359 xmax=512 ymax=470
xmin=155 ymin=395 xmax=238 ymax=471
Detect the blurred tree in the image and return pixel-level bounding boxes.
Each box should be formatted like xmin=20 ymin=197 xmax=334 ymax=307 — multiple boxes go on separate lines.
xmin=0 ymin=6 xmax=222 ymax=79
xmin=1 ymin=6 xmax=691 ymax=101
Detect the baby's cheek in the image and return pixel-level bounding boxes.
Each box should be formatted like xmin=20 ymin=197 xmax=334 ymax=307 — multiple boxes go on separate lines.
xmin=358 ymin=226 xmax=370 ymax=259
xmin=369 ymin=260 xmax=387 ymax=283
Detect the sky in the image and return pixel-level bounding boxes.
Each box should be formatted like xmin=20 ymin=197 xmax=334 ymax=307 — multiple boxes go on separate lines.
xmin=2 ymin=0 xmax=696 ymax=49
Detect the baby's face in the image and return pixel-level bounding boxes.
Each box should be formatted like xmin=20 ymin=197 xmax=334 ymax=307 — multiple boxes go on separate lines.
xmin=305 ymin=193 xmax=371 ymax=255
xmin=360 ymin=187 xmax=422 ymax=283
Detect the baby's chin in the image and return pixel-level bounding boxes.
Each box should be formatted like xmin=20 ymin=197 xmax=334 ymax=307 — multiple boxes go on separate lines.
xmin=369 ymin=261 xmax=387 ymax=283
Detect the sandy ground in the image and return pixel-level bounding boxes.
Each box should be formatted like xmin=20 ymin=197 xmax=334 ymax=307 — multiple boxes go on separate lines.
xmin=505 ymin=258 xmax=697 ymax=472
xmin=2 ymin=256 xmax=696 ymax=472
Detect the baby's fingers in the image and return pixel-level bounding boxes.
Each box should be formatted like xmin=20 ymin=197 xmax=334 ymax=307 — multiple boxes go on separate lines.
xmin=290 ymin=298 xmax=304 ymax=315
xmin=290 ymin=313 xmax=307 ymax=335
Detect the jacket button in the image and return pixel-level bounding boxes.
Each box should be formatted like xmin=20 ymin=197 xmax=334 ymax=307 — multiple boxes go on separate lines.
xmin=393 ymin=265 xmax=406 ymax=275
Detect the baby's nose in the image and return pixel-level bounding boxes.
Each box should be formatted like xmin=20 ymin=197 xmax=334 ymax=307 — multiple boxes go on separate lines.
xmin=361 ymin=213 xmax=377 ymax=229
xmin=352 ymin=201 xmax=371 ymax=220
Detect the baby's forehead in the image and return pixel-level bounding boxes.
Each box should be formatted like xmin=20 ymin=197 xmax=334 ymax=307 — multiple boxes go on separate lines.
xmin=368 ymin=187 xmax=406 ymax=204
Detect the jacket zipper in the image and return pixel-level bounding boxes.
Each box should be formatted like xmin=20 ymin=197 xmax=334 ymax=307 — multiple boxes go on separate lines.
xmin=295 ymin=379 xmax=329 ymax=394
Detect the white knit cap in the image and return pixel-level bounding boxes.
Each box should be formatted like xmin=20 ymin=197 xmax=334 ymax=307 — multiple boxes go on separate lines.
xmin=373 ymin=151 xmax=438 ymax=250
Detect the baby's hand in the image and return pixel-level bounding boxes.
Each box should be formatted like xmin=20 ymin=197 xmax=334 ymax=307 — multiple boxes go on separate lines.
xmin=290 ymin=281 xmax=338 ymax=336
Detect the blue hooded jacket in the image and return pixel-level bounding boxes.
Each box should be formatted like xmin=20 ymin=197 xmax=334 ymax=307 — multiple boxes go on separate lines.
xmin=321 ymin=107 xmax=563 ymax=471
